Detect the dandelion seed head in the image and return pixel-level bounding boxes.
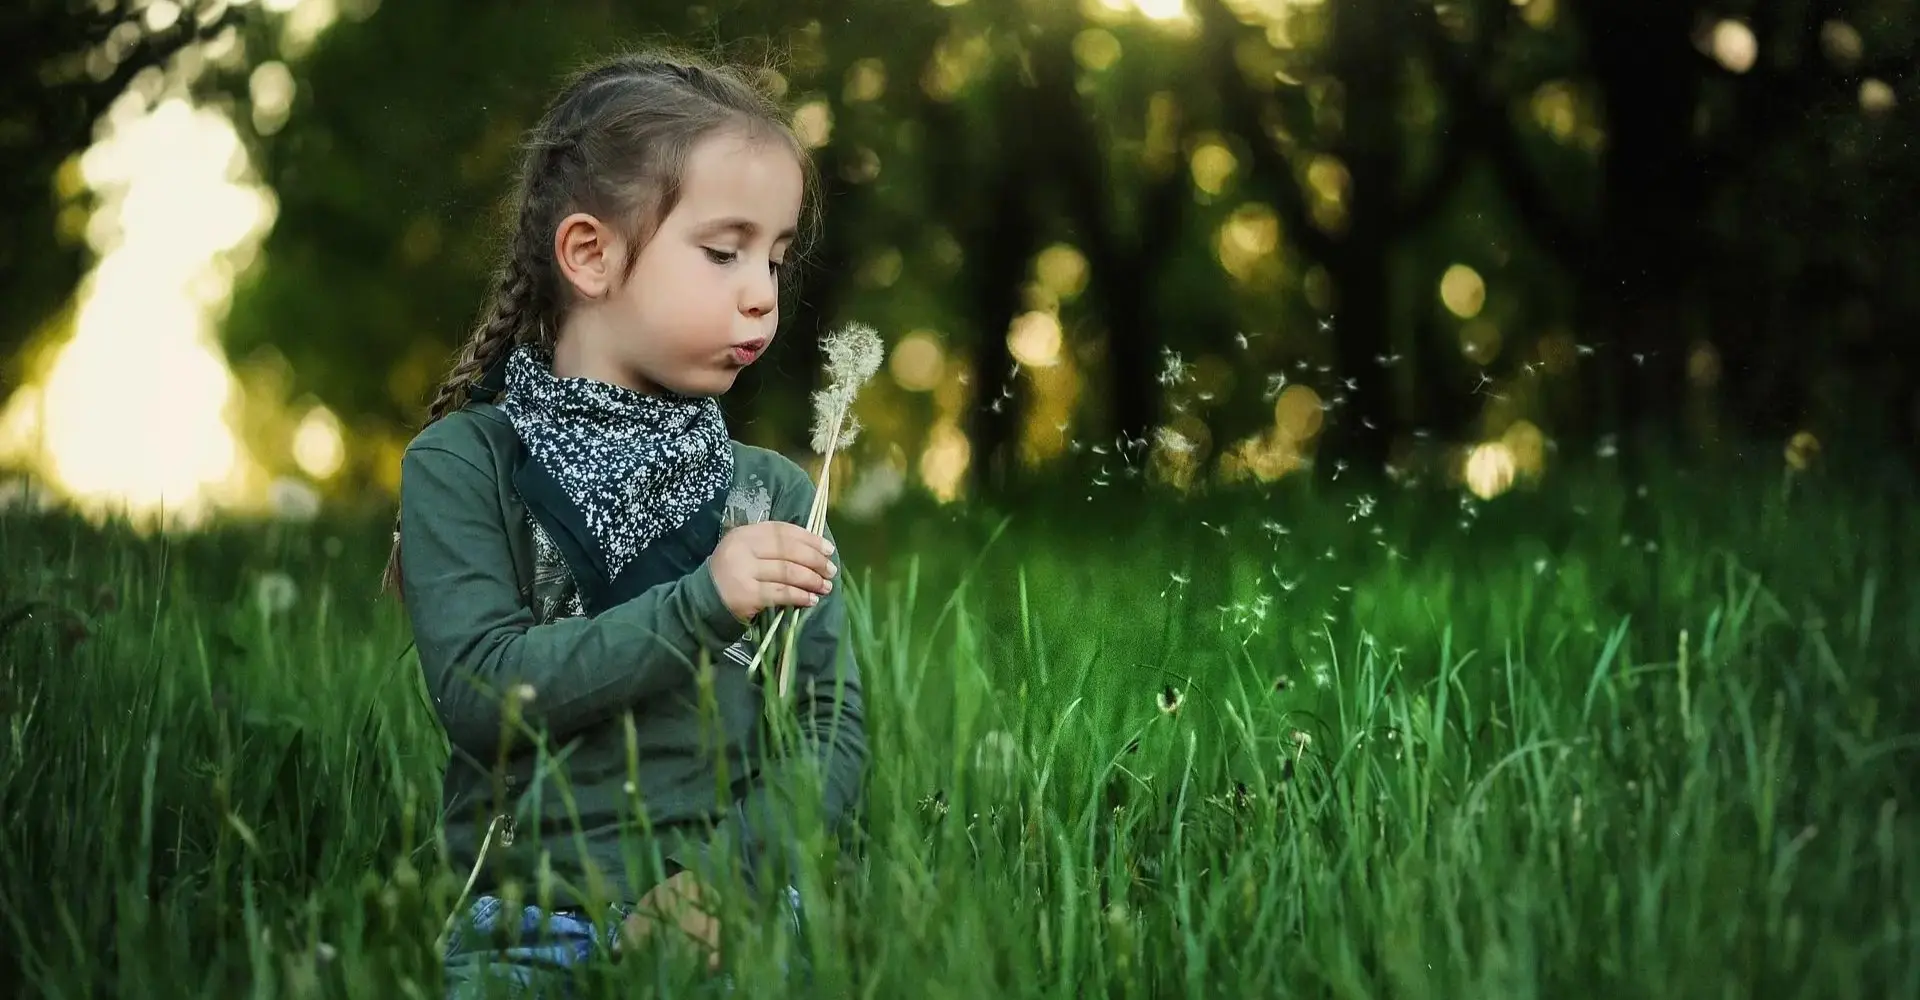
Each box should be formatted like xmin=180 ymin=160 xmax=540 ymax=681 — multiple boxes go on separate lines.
xmin=822 ymin=322 xmax=885 ymax=389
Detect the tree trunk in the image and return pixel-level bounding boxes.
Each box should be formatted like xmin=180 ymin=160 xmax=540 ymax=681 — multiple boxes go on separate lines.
xmin=1576 ymin=0 xmax=1710 ymax=439
xmin=1317 ymin=0 xmax=1411 ymax=477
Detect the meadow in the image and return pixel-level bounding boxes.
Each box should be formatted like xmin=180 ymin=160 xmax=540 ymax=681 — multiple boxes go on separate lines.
xmin=2 ymin=453 xmax=1915 ymax=998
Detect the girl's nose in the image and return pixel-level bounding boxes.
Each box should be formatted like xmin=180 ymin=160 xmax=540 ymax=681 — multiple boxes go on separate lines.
xmin=740 ymin=265 xmax=778 ymax=317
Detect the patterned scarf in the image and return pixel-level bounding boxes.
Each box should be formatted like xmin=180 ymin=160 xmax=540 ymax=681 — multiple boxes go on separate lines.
xmin=498 ymin=344 xmax=733 ymax=581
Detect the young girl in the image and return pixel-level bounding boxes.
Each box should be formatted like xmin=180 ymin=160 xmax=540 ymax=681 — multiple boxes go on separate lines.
xmin=381 ymin=51 xmax=868 ymax=996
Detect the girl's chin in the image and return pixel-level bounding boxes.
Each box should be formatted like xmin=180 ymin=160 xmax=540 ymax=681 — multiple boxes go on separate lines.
xmin=656 ymin=370 xmax=738 ymax=399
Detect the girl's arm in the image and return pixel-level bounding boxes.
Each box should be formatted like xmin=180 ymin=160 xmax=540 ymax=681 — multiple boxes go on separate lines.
xmin=670 ymin=527 xmax=870 ymax=895
xmin=399 ymin=443 xmax=749 ymax=758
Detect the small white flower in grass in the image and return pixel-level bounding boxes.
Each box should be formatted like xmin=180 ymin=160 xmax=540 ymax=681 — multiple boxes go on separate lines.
xmin=510 ymin=684 xmax=536 ymax=705
xmin=1157 ymin=686 xmax=1185 ymax=715
xmin=973 ymin=730 xmax=1022 ymax=773
xmin=268 ymin=476 xmax=322 ymax=523
xmin=1312 ymin=663 xmax=1331 ymax=688
xmin=253 ymin=571 xmax=297 ymax=616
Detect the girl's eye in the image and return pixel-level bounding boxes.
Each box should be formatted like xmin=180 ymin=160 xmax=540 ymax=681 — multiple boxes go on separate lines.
xmin=769 ymin=259 xmax=785 ymax=276
xmin=703 ymin=248 xmax=737 ymax=265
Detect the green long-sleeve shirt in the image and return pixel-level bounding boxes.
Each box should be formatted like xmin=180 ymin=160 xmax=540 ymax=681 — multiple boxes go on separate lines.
xmin=397 ymin=401 xmax=867 ymax=910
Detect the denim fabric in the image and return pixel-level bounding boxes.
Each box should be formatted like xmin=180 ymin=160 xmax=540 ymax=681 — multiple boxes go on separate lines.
xmin=442 ymin=896 xmax=626 ymax=999
xmin=442 ymin=887 xmax=809 ymax=999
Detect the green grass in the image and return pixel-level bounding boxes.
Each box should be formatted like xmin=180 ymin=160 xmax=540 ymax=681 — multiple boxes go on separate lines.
xmin=2 ymin=458 xmax=1917 ymax=998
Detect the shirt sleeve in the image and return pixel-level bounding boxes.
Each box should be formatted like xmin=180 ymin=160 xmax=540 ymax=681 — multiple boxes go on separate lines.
xmin=668 ymin=493 xmax=869 ymax=894
xmin=399 ymin=442 xmax=750 ymax=759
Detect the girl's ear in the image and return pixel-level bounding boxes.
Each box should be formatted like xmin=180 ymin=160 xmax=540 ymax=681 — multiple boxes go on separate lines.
xmin=553 ymin=212 xmax=624 ymax=299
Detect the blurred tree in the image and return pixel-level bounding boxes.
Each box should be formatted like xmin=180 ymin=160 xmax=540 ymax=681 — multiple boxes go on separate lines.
xmin=0 ymin=0 xmax=249 ymax=407
xmin=1421 ymin=0 xmax=1915 ymax=443
xmin=1196 ymin=0 xmax=1473 ymax=476
xmin=1030 ymin=9 xmax=1203 ymax=472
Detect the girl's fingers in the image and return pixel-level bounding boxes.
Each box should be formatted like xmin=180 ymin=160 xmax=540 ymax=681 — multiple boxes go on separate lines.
xmin=770 ymin=559 xmax=831 ymax=595
xmin=762 ymin=581 xmax=819 ymax=609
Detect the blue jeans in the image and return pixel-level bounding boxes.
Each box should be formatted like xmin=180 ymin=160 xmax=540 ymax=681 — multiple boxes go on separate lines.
xmin=441 ymin=888 xmax=809 ymax=999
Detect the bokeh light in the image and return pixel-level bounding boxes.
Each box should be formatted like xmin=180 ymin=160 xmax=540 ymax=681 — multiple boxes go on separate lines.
xmin=292 ymin=406 xmax=346 ymax=479
xmin=1710 ymin=20 xmax=1758 ymax=74
xmin=890 ymin=331 xmax=947 ymax=392
xmin=1008 ymin=312 xmax=1065 ymax=368
xmin=1441 ymin=264 xmax=1487 ymax=319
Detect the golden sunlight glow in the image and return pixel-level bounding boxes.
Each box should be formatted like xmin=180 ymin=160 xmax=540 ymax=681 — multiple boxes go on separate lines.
xmin=1217 ymin=203 xmax=1280 ymax=285
xmin=1820 ymin=21 xmax=1864 ymax=67
xmin=923 ymin=30 xmax=991 ymax=101
xmin=1104 ymin=0 xmax=1188 ymax=20
xmin=919 ymin=419 xmax=971 ymax=501
xmin=1034 ymin=244 xmax=1090 ymax=300
xmin=1019 ymin=355 xmax=1080 ymax=468
xmin=0 ymin=0 xmax=345 ymax=528
xmin=889 ymin=330 xmax=946 ymax=392
xmin=1464 ymin=441 xmax=1517 ymax=499
xmin=1859 ymin=79 xmax=1897 ymax=114
xmin=1513 ymin=0 xmax=1556 ymax=29
xmin=292 ymin=405 xmax=346 ymax=479
xmin=1502 ymin=419 xmax=1546 ymax=479
xmin=843 ymin=58 xmax=888 ymax=104
xmin=793 ymin=100 xmax=833 ymax=148
xmin=1190 ymin=139 xmax=1237 ymax=196
xmin=1530 ymin=81 xmax=1579 ymax=141
xmin=1785 ymin=430 xmax=1821 ymax=471
xmin=1073 ymin=28 xmax=1123 ymax=72
xmin=1710 ymin=20 xmax=1758 ymax=75
xmin=1460 ymin=319 xmax=1502 ymax=364
xmin=1008 ymin=312 xmax=1065 ymax=368
xmin=1440 ymin=264 xmax=1487 ymax=319
xmin=1305 ymin=155 xmax=1349 ymax=232
xmin=0 ymin=98 xmax=277 ymax=526
xmin=1274 ymin=383 xmax=1324 ymax=440
xmin=249 ymin=61 xmax=298 ymax=136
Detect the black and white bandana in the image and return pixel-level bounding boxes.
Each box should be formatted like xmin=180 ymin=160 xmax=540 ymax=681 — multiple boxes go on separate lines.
xmin=498 ymin=344 xmax=733 ymax=581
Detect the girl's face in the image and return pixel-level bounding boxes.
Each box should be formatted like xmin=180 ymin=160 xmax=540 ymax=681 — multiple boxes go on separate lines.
xmin=552 ymin=128 xmax=803 ymax=397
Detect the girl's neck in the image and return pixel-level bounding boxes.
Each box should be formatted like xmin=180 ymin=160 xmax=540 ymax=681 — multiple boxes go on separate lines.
xmin=549 ymin=328 xmax=660 ymax=396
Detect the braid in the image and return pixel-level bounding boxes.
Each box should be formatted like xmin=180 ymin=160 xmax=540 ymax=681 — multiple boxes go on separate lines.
xmin=379 ymin=253 xmax=542 ymax=599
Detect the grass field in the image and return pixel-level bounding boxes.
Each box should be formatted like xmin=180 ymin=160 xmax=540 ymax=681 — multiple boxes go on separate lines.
xmin=2 ymin=456 xmax=1916 ymax=998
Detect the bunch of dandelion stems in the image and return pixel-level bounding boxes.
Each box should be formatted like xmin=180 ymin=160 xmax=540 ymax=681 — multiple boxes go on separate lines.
xmin=745 ymin=398 xmax=849 ymax=698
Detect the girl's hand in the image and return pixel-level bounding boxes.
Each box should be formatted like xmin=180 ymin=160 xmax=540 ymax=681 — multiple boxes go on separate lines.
xmin=708 ymin=520 xmax=836 ymax=623
xmin=617 ymin=871 xmax=722 ymax=970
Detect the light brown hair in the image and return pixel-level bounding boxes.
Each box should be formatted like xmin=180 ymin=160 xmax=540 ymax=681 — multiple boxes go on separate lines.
xmin=380 ymin=49 xmax=818 ymax=599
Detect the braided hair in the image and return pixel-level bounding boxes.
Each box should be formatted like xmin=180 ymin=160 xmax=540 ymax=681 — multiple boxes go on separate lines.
xmin=380 ymin=50 xmax=819 ymax=599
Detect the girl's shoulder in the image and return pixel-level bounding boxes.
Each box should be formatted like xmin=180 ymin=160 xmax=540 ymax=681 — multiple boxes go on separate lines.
xmin=404 ymin=403 xmax=517 ymax=466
